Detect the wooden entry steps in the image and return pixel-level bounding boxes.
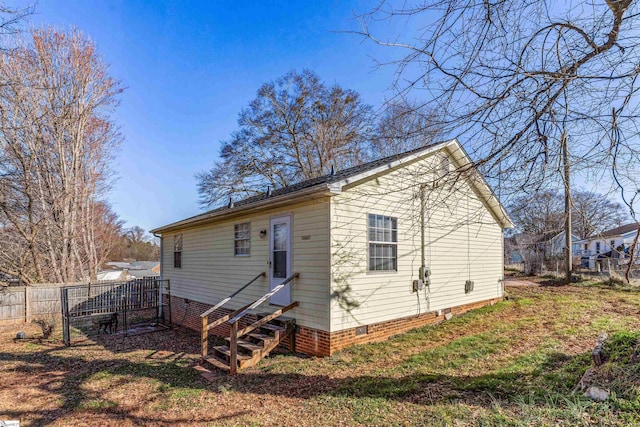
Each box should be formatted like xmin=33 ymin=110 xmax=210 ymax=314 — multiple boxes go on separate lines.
xmin=200 ymin=272 xmax=301 ymax=374
xmin=202 ymin=314 xmax=296 ymax=373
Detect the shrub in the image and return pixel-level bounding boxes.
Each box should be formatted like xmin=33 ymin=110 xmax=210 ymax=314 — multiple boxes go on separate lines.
xmin=32 ymin=316 xmax=57 ymax=339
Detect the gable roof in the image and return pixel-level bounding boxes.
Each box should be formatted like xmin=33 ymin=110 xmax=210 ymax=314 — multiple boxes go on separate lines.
xmin=151 ymin=139 xmax=513 ymax=234
xmin=592 ymin=223 xmax=639 ymax=239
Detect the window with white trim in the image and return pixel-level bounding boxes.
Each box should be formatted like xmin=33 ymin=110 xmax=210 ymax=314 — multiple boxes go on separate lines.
xmin=173 ymin=234 xmax=183 ymax=268
xmin=234 ymin=222 xmax=251 ymax=256
xmin=368 ymin=214 xmax=398 ymax=271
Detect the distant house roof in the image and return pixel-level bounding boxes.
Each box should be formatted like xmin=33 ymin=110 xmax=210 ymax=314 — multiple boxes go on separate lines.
xmin=97 ymin=270 xmax=127 ymax=281
xmin=128 ymin=269 xmax=159 ymax=278
xmin=0 ymin=271 xmax=20 ymax=285
xmin=587 ymin=223 xmax=639 ymax=240
xmin=106 ymin=262 xmax=129 ymax=269
xmin=103 ymin=261 xmax=160 ymax=279
xmin=106 ymin=261 xmax=159 ymax=271
xmin=151 ymin=139 xmax=514 ymax=234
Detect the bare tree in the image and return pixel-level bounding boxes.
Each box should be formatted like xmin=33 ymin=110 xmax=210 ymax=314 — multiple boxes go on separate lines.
xmin=371 ymin=100 xmax=442 ymax=158
xmin=572 ymin=190 xmax=628 ymax=239
xmin=0 ymin=27 xmax=123 ymax=283
xmin=508 ymin=191 xmax=565 ymax=237
xmin=357 ymin=0 xmax=640 ymax=282
xmin=508 ymin=189 xmax=627 ymax=239
xmin=0 ymin=4 xmax=33 ymax=49
xmin=197 ymin=70 xmax=374 ymax=208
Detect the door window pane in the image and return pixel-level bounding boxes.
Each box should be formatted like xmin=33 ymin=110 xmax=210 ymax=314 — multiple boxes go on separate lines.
xmin=273 ymin=251 xmax=287 ymax=278
xmin=273 ymin=223 xmax=287 ymax=250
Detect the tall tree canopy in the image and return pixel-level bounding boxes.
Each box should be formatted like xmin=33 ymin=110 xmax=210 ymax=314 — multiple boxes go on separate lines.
xmin=197 ymin=70 xmax=374 ymax=208
xmin=0 ymin=28 xmax=123 ymax=283
xmin=508 ymin=189 xmax=628 ymax=239
xmin=371 ymin=101 xmax=442 ymax=159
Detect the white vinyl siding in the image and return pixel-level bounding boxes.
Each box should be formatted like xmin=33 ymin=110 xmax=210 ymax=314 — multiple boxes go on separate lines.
xmin=161 ymin=199 xmax=330 ymax=331
xmin=330 ymin=149 xmax=504 ymax=332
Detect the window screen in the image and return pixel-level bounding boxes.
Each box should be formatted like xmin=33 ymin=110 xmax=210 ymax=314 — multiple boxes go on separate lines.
xmin=368 ymin=214 xmax=398 ymax=272
xmin=174 ymin=234 xmax=183 ymax=268
xmin=234 ymin=223 xmax=251 ymax=256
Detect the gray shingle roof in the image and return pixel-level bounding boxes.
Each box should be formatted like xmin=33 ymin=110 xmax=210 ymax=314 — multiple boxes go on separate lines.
xmin=178 ymin=141 xmax=446 ymax=224
xmin=593 ymin=223 xmax=639 ymax=239
xmin=151 ymin=138 xmax=517 ymax=232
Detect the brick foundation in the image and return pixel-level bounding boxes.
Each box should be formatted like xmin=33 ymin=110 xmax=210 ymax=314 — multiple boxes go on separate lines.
xmin=322 ymin=296 xmax=502 ymax=356
xmin=169 ymin=295 xmax=501 ymax=357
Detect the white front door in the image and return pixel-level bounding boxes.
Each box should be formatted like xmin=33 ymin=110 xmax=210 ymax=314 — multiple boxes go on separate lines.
xmin=269 ymin=216 xmax=292 ymax=306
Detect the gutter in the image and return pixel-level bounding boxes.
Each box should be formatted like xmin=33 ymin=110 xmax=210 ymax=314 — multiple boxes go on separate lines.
xmin=151 ymin=183 xmax=336 ymax=235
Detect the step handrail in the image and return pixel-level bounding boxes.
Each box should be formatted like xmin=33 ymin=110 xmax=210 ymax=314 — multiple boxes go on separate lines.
xmin=228 ymin=272 xmax=299 ymax=324
xmin=201 ymin=271 xmax=265 ymax=361
xmin=200 ymin=272 xmax=266 ymax=318
xmin=227 ymin=272 xmax=299 ymax=375
xmin=236 ymin=301 xmax=299 ymax=338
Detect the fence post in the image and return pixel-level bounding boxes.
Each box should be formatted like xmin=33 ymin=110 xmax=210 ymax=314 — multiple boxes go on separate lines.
xmin=25 ymin=286 xmax=31 ymax=323
xmin=61 ymin=288 xmax=70 ymax=346
xmin=122 ymin=287 xmax=128 ymax=338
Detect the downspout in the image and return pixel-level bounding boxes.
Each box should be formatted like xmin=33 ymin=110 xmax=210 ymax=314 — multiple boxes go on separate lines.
xmin=153 ymin=232 xmax=163 ymax=317
xmin=420 ymin=184 xmax=426 ymax=277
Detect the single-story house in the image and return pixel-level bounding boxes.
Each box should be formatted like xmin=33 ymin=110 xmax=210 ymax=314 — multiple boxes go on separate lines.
xmin=105 ymin=261 xmax=160 ymax=278
xmin=541 ymin=231 xmax=582 ymax=258
xmin=575 ymin=223 xmax=639 ymax=267
xmin=151 ymin=139 xmax=513 ymax=357
xmin=504 ymin=231 xmax=580 ymax=274
xmin=96 ymin=270 xmax=130 ymax=282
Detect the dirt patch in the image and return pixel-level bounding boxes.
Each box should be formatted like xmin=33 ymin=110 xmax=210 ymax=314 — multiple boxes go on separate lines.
xmin=2 ymin=285 xmax=640 ymax=426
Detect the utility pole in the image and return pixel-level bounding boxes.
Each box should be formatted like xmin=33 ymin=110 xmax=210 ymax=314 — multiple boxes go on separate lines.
xmin=562 ymin=131 xmax=572 ymax=283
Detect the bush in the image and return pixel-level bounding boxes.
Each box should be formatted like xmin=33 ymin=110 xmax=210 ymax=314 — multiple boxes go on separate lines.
xmin=32 ymin=316 xmax=57 ymax=339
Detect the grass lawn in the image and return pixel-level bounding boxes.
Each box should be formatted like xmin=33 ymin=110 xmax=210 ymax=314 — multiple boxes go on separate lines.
xmin=2 ymin=283 xmax=640 ymax=426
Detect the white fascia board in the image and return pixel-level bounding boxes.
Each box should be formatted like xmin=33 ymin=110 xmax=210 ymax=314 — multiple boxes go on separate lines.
xmin=444 ymin=140 xmax=515 ymax=229
xmin=151 ymin=184 xmax=333 ymax=234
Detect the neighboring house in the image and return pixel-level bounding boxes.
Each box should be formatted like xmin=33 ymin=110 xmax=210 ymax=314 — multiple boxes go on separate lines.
xmin=0 ymin=271 xmax=20 ymax=286
xmin=504 ymin=236 xmax=524 ymax=265
xmin=96 ymin=270 xmax=130 ymax=282
xmin=575 ymin=223 xmax=640 ymax=266
xmin=504 ymin=231 xmax=580 ymax=274
xmin=104 ymin=261 xmax=160 ymax=279
xmin=540 ymin=231 xmax=581 ymax=258
xmin=151 ymin=139 xmax=513 ymax=357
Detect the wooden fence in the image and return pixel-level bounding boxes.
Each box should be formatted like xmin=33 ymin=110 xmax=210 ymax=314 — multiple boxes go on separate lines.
xmin=0 ymin=277 xmax=163 ymax=325
xmin=0 ymin=284 xmax=63 ymax=324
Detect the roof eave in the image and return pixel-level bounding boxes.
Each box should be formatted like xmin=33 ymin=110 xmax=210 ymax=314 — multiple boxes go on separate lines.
xmin=151 ymin=184 xmax=335 ymax=234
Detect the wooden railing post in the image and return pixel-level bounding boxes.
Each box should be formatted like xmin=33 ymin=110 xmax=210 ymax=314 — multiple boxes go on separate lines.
xmin=201 ymin=315 xmax=208 ymax=360
xmin=230 ymin=321 xmax=238 ymax=375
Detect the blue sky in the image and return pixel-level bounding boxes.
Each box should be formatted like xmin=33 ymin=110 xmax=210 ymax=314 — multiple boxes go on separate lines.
xmin=22 ymin=1 xmax=636 ymax=233
xmin=29 ymin=1 xmax=400 ymax=233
